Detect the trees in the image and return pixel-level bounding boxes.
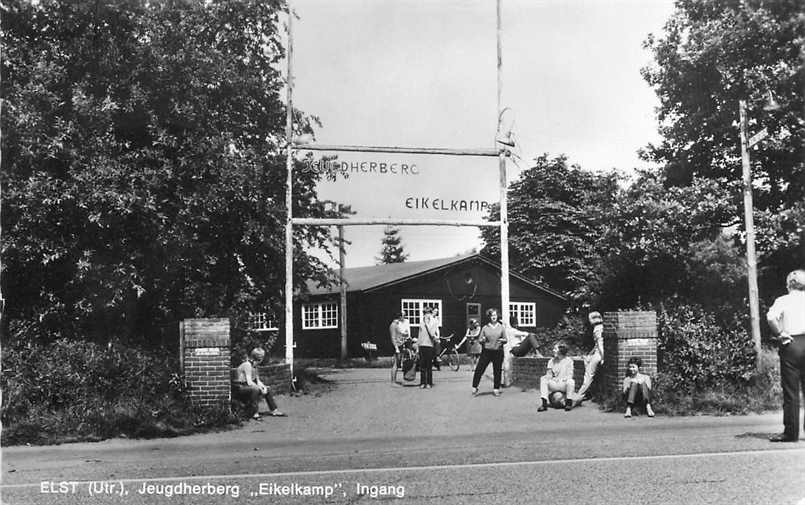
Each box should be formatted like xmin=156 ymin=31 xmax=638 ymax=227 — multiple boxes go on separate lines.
xmin=376 ymin=226 xmax=408 ymax=264
xmin=480 ymin=154 xmax=619 ymax=301
xmin=594 ymin=171 xmax=743 ymax=312
xmin=480 ymin=156 xmax=743 ymax=310
xmin=1 ymin=0 xmax=343 ymax=344
xmin=642 ymin=0 xmax=804 ymax=289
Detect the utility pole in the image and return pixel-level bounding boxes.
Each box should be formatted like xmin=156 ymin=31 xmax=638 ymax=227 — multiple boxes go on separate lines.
xmin=284 ymin=2 xmax=295 ymax=377
xmin=497 ymin=0 xmax=510 ymax=326
xmin=739 ymin=99 xmax=762 ymax=368
xmin=339 ymin=225 xmax=347 ymax=361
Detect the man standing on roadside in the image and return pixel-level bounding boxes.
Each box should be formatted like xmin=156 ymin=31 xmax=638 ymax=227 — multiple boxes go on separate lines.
xmin=766 ymin=269 xmax=805 ymax=442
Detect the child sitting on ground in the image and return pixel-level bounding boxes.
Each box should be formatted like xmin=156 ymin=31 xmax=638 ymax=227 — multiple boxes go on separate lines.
xmin=622 ymin=356 xmax=654 ymax=418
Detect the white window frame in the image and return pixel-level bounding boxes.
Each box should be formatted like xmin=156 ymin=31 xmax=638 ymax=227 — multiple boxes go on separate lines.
xmin=246 ymin=312 xmax=279 ymax=332
xmin=509 ymin=302 xmax=536 ymax=327
xmin=301 ymin=302 xmax=339 ymax=330
xmin=401 ymin=299 xmax=442 ymax=326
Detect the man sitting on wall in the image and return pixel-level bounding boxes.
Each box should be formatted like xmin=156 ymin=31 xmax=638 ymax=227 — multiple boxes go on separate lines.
xmin=233 ymin=348 xmax=286 ymax=420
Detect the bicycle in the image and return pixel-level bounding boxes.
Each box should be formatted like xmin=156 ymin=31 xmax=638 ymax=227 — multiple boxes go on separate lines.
xmin=391 ymin=337 xmax=419 ymax=384
xmin=435 ymin=334 xmax=460 ymax=372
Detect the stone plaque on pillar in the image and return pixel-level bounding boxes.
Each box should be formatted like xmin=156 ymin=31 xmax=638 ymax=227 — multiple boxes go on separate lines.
xmin=179 ymin=318 xmax=231 ymax=408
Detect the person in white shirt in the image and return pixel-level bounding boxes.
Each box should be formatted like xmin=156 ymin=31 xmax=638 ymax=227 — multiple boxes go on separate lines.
xmin=537 ymin=343 xmax=575 ymax=411
xmin=232 ymin=348 xmax=285 ymax=419
xmin=389 ymin=312 xmax=411 ymax=384
xmin=503 ymin=315 xmax=530 ymax=387
xmin=766 ymin=269 xmax=805 ymax=442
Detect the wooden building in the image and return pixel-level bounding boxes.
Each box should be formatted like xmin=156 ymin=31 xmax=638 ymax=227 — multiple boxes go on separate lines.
xmin=291 ymin=253 xmax=567 ymax=358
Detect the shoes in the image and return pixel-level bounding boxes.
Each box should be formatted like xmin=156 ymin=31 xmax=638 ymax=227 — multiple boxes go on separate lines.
xmin=425 ymin=384 xmax=432 ymax=389
xmin=471 ymin=388 xmax=479 ymax=397
xmin=769 ymin=433 xmax=798 ymax=443
xmin=420 ymin=384 xmax=427 ymax=389
xmin=624 ymin=407 xmax=632 ymax=418
xmin=252 ymin=413 xmax=262 ymax=421
xmin=267 ymin=410 xmax=286 ymax=417
xmin=493 ymin=390 xmax=501 ymax=397
xmin=646 ymin=405 xmax=655 ymax=417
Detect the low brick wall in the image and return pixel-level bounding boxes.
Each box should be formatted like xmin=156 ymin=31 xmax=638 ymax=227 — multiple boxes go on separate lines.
xmin=511 ymin=357 xmax=585 ymax=390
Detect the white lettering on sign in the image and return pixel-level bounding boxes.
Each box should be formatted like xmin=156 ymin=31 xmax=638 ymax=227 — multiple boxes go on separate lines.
xmin=624 ymin=338 xmax=652 ymax=346
xmin=303 ymin=159 xmax=419 ymax=176
xmin=405 ymin=197 xmax=494 ymax=212
xmin=193 ymin=347 xmax=220 ymax=356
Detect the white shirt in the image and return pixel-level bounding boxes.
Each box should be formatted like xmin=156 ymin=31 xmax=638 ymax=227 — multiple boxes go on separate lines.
xmin=767 ymin=291 xmax=805 ymax=335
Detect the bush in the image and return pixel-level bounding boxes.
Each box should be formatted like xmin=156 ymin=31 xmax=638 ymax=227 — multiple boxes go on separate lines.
xmin=657 ymin=302 xmax=756 ymax=393
xmin=592 ymin=301 xmax=782 ymax=416
xmin=519 ymin=314 xmax=587 ymax=356
xmin=1 ymin=339 xmax=240 ymax=445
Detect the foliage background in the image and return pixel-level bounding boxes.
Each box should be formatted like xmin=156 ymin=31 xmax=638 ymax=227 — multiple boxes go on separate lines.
xmin=1 ymin=0 xmax=346 ymax=347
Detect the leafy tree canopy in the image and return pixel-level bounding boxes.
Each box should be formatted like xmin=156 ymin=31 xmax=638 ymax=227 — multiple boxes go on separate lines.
xmin=481 ymin=154 xmax=619 ymax=301
xmin=1 ymin=0 xmax=343 ymax=344
xmin=642 ymin=0 xmax=804 ymax=210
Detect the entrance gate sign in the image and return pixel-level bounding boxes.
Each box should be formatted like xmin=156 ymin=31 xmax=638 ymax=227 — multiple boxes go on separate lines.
xmin=283 ymin=1 xmax=512 ymax=376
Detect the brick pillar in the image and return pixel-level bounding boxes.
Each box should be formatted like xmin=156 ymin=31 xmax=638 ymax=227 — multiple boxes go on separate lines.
xmin=602 ymin=311 xmax=658 ymax=395
xmin=180 ymin=318 xmax=231 ymax=408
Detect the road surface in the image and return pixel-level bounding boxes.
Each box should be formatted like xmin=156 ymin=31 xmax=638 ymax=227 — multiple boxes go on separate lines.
xmin=2 ymin=368 xmax=803 ymax=504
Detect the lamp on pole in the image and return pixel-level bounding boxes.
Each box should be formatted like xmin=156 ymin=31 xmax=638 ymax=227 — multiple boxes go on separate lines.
xmin=738 ymin=94 xmax=778 ymax=369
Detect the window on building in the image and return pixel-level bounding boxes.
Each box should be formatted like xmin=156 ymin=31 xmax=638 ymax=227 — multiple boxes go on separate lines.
xmin=509 ymin=302 xmax=536 ymax=327
xmin=246 ymin=312 xmax=278 ymax=331
xmin=302 ymin=302 xmax=339 ymax=329
xmin=401 ymin=299 xmax=442 ymax=326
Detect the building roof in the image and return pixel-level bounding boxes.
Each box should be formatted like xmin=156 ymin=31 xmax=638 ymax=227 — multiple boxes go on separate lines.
xmin=306 ymin=253 xmax=566 ymax=300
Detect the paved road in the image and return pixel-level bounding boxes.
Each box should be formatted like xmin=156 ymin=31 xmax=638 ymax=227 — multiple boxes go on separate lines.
xmin=2 ymin=368 xmax=803 ymax=505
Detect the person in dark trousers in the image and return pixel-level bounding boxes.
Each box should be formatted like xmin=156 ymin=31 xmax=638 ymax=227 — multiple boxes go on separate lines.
xmin=471 ymin=308 xmax=507 ymax=397
xmin=766 ymin=269 xmax=805 ymax=442
xmin=622 ymin=356 xmax=654 ymax=418
xmin=418 ymin=307 xmax=439 ymax=389
xmin=232 ymin=348 xmax=285 ymax=420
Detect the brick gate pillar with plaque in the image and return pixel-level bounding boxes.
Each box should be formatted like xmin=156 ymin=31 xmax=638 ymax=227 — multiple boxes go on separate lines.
xmin=602 ymin=311 xmax=658 ymax=396
xmin=179 ymin=318 xmax=231 ymax=408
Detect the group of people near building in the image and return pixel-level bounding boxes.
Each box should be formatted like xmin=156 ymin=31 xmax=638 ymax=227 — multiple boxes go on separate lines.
xmin=389 ymin=306 xmax=655 ymax=417
xmin=231 ymin=269 xmax=804 ymax=441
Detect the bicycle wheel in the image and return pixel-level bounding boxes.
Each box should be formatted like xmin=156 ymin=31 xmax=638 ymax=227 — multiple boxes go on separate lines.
xmin=447 ymin=349 xmax=460 ymax=371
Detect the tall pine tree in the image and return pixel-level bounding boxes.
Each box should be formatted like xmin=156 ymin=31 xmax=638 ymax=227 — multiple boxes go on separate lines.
xmin=376 ymin=226 xmax=409 ymax=264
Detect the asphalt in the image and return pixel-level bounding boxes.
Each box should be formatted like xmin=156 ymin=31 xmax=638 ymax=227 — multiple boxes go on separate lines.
xmin=1 ymin=368 xmax=803 ymax=505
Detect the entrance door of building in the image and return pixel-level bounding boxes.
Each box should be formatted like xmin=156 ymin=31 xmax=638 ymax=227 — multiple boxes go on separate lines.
xmin=466 ymin=302 xmax=481 ymax=327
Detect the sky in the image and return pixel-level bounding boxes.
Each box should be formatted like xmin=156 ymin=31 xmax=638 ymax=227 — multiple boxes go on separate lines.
xmin=291 ymin=0 xmax=676 ymax=268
